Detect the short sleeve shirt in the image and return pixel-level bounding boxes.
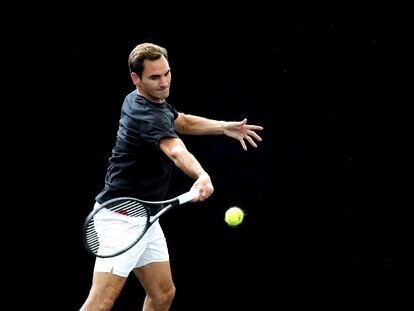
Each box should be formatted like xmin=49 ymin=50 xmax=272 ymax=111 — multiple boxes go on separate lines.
xmin=95 ymin=90 xmax=179 ymax=204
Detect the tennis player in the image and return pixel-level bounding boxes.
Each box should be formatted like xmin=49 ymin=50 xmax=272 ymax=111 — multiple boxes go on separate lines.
xmin=80 ymin=42 xmax=263 ymax=311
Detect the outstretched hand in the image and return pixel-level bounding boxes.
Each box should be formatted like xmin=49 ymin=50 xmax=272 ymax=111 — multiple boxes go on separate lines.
xmin=223 ymin=118 xmax=263 ymax=151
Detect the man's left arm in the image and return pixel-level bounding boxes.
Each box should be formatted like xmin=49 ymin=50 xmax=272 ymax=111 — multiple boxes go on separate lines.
xmin=174 ymin=112 xmax=263 ymax=151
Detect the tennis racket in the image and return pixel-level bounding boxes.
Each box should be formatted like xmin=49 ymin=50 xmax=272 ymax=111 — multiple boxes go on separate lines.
xmin=83 ymin=188 xmax=199 ymax=258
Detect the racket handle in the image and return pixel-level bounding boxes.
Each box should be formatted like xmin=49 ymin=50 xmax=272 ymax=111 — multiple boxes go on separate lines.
xmin=178 ymin=188 xmax=200 ymax=204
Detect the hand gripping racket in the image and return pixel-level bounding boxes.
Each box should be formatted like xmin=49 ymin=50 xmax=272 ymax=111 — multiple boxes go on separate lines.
xmin=83 ymin=188 xmax=199 ymax=258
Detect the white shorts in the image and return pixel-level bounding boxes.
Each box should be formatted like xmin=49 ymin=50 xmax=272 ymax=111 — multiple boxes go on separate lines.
xmin=93 ymin=202 xmax=170 ymax=277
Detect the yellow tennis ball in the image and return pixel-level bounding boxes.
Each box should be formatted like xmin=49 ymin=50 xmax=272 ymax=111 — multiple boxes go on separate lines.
xmin=224 ymin=206 xmax=245 ymax=227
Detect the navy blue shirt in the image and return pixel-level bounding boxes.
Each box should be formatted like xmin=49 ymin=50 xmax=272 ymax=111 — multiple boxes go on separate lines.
xmin=96 ymin=90 xmax=179 ymax=205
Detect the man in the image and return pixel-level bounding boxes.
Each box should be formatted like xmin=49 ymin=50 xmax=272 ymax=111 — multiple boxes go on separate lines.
xmin=80 ymin=42 xmax=263 ymax=311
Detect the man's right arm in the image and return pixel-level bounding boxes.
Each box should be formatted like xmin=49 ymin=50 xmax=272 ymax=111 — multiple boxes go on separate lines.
xmin=159 ymin=137 xmax=214 ymax=201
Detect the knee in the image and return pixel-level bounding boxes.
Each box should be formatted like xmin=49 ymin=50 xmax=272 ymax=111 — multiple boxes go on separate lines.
xmin=167 ymin=283 xmax=176 ymax=303
xmin=151 ymin=283 xmax=176 ymax=309
xmin=161 ymin=283 xmax=176 ymax=306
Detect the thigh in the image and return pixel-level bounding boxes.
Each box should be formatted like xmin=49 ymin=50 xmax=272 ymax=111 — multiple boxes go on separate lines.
xmin=133 ymin=261 xmax=173 ymax=294
xmin=94 ymin=221 xmax=163 ymax=277
xmin=90 ymin=271 xmax=128 ymax=300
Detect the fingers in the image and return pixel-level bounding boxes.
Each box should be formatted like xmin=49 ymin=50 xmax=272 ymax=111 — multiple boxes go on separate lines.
xmin=240 ymin=139 xmax=247 ymax=151
xmin=198 ymin=187 xmax=213 ymax=201
xmin=246 ymin=125 xmax=263 ymax=131
xmin=195 ymin=183 xmax=214 ymax=202
xmin=247 ymin=130 xmax=262 ymax=142
xmin=234 ymin=119 xmax=263 ymax=150
xmin=240 ymin=130 xmax=262 ymax=150
xmin=245 ymin=135 xmax=257 ymax=148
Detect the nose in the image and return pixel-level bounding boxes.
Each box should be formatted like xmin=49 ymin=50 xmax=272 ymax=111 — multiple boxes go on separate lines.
xmin=160 ymin=76 xmax=169 ymax=87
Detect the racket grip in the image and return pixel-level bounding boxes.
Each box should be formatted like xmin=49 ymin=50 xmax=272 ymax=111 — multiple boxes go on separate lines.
xmin=178 ymin=188 xmax=200 ymax=204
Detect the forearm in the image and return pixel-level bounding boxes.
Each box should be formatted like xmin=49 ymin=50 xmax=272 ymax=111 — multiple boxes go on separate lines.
xmin=175 ymin=113 xmax=226 ymax=135
xmin=170 ymin=146 xmax=209 ymax=180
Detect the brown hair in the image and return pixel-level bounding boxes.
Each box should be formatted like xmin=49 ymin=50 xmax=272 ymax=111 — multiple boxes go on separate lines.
xmin=128 ymin=43 xmax=168 ymax=78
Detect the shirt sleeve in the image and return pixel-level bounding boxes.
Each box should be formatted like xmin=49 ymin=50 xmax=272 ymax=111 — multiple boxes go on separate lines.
xmin=138 ymin=105 xmax=178 ymax=147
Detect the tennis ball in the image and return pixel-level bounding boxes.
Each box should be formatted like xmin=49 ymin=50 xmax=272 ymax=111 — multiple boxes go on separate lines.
xmin=224 ymin=206 xmax=245 ymax=227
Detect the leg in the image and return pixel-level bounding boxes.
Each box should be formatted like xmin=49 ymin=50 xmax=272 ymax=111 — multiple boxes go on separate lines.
xmin=133 ymin=261 xmax=176 ymax=311
xmin=80 ymin=271 xmax=127 ymax=311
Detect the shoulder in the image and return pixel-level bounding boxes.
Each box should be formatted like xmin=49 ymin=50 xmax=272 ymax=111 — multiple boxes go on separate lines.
xmin=121 ymin=91 xmax=148 ymax=113
xmin=124 ymin=89 xmax=138 ymax=101
xmin=165 ymin=102 xmax=179 ymax=119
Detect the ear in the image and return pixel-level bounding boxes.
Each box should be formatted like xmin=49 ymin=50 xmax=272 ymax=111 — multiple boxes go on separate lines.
xmin=131 ymin=72 xmax=141 ymax=86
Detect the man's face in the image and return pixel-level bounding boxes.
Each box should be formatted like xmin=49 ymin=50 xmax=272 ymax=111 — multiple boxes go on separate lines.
xmin=138 ymin=56 xmax=171 ymax=103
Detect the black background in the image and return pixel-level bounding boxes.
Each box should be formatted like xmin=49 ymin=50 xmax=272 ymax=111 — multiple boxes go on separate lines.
xmin=4 ymin=2 xmax=413 ymax=310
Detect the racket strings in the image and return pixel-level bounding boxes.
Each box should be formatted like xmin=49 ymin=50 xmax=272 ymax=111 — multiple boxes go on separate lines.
xmin=107 ymin=200 xmax=148 ymax=217
xmin=85 ymin=200 xmax=150 ymax=257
